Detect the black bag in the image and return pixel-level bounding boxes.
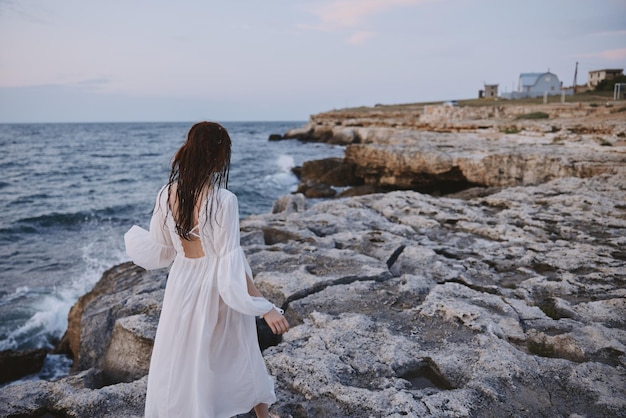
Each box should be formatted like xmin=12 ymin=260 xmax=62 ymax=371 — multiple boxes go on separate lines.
xmin=256 ymin=317 xmax=282 ymax=351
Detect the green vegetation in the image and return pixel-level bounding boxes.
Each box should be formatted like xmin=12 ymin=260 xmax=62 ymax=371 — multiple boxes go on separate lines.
xmin=594 ymin=75 xmax=626 ymax=92
xmin=527 ymin=336 xmax=555 ymax=358
xmin=595 ymin=137 xmax=613 ymax=146
xmin=502 ymin=126 xmax=521 ymax=134
xmin=516 ymin=112 xmax=550 ymax=120
xmin=327 ymin=91 xmax=622 ymax=116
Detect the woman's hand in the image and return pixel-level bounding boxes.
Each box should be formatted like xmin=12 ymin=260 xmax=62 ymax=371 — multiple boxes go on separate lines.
xmin=263 ymin=308 xmax=290 ymax=335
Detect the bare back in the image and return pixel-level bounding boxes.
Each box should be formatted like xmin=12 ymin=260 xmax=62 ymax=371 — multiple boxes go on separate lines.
xmin=168 ymin=184 xmax=206 ymax=259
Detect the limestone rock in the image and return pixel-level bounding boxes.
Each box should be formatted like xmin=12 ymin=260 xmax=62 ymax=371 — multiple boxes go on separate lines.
xmin=299 ymin=157 xmax=360 ymax=187
xmin=55 ymin=263 xmax=167 ymax=371
xmin=247 ymin=173 xmax=626 ymax=417
xmin=271 ymin=193 xmax=307 ymax=214
xmin=0 ymin=348 xmax=47 ymax=384
xmin=67 ymin=263 xmax=166 ymax=373
xmin=284 ymin=103 xmax=626 ymax=197
xmin=296 ymin=181 xmax=337 ymax=198
xmin=342 ymin=130 xmax=626 ymax=192
xmin=0 ymin=369 xmax=146 ymax=418
xmin=101 ymin=314 xmax=158 ymax=384
xmin=282 ymin=126 xmax=312 ymax=140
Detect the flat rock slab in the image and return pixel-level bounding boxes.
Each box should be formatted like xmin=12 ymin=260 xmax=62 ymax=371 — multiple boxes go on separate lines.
xmin=246 ymin=173 xmax=626 ymax=417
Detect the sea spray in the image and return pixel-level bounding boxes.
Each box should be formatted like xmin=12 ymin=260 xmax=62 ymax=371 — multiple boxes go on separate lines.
xmin=262 ymin=154 xmax=298 ymax=190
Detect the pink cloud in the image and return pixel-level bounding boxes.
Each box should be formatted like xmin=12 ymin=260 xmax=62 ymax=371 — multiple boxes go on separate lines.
xmin=302 ymin=0 xmax=434 ymax=31
xmin=577 ymin=48 xmax=626 ymax=61
xmin=598 ymin=48 xmax=626 ymax=60
xmin=347 ymin=31 xmax=377 ymax=45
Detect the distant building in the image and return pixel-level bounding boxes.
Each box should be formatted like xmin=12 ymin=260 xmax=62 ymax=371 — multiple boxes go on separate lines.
xmin=478 ymin=84 xmax=499 ymax=98
xmin=484 ymin=84 xmax=498 ymax=98
xmin=519 ymin=72 xmax=560 ymax=95
xmin=501 ymin=71 xmax=571 ymax=99
xmin=587 ymin=68 xmax=624 ymax=88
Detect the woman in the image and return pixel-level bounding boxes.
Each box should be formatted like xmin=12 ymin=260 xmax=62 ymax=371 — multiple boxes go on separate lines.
xmin=124 ymin=121 xmax=289 ymax=418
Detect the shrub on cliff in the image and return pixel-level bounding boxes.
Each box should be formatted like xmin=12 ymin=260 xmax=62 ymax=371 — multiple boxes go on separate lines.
xmin=516 ymin=111 xmax=549 ymax=120
xmin=594 ymin=74 xmax=626 ymax=92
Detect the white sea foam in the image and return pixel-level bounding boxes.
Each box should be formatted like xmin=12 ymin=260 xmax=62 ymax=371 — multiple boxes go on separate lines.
xmin=0 ymin=293 xmax=69 ymax=350
xmin=14 ymin=286 xmax=30 ymax=294
xmin=260 ymin=154 xmax=298 ymax=190
xmin=0 ymin=227 xmax=127 ymax=353
xmin=0 ymin=286 xmax=31 ymax=307
xmin=276 ymin=154 xmax=295 ymax=172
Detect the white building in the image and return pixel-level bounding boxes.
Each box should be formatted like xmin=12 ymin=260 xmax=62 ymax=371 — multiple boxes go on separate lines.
xmin=587 ymin=68 xmax=624 ymax=88
xmin=502 ymin=71 xmax=570 ymax=99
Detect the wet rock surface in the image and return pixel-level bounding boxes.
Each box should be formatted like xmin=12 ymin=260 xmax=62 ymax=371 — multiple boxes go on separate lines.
xmin=0 ymin=348 xmax=48 ymax=385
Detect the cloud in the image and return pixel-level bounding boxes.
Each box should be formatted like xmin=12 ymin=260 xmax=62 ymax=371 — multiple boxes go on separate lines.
xmin=0 ymin=0 xmax=51 ymax=24
xmin=581 ymin=48 xmax=626 ymax=61
xmin=76 ymin=77 xmax=112 ymax=88
xmin=0 ymin=78 xmax=113 ymax=93
xmin=299 ymin=0 xmax=435 ymax=44
xmin=303 ymin=0 xmax=431 ymax=30
xmin=590 ymin=29 xmax=626 ymax=37
xmin=347 ymin=30 xmax=377 ymax=45
xmin=598 ymin=48 xmax=626 ymax=60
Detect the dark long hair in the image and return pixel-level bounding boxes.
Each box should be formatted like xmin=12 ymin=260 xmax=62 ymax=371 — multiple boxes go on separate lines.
xmin=166 ymin=121 xmax=231 ymax=240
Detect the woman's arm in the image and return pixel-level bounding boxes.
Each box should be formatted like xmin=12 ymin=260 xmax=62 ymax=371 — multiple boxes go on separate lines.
xmin=246 ymin=274 xmax=290 ymax=335
xmin=246 ymin=273 xmax=263 ymax=298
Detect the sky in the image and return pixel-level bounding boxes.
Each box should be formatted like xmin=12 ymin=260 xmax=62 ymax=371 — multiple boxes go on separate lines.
xmin=0 ymin=0 xmax=625 ymax=123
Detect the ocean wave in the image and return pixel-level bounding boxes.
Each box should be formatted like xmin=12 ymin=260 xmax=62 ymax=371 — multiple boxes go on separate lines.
xmin=0 ymin=286 xmax=30 ymax=308
xmin=8 ymin=193 xmax=51 ymax=206
xmin=262 ymin=172 xmax=298 ymax=189
xmin=258 ymin=155 xmax=298 ymax=190
xmin=16 ymin=204 xmax=136 ymax=229
xmin=0 ymin=293 xmax=70 ymax=350
xmin=0 ymin=225 xmax=37 ymax=235
xmin=276 ymin=154 xmax=295 ymax=172
xmin=16 ymin=212 xmax=97 ymax=228
xmin=0 ymin=240 xmax=127 ymax=352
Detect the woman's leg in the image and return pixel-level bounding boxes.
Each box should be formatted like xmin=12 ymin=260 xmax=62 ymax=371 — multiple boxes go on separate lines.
xmin=253 ymin=403 xmax=269 ymax=418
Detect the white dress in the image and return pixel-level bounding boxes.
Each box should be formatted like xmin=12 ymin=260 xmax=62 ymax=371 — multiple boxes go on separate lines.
xmin=124 ymin=186 xmax=276 ymax=418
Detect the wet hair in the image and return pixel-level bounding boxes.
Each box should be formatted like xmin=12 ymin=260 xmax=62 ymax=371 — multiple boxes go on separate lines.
xmin=166 ymin=121 xmax=231 ymax=240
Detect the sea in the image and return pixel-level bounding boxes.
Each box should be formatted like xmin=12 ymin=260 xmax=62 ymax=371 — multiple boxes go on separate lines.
xmin=0 ymin=121 xmax=344 ymax=382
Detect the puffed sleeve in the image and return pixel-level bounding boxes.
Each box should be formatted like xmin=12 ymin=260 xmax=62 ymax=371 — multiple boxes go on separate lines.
xmin=124 ymin=187 xmax=176 ymax=270
xmin=215 ymin=190 xmax=274 ymax=316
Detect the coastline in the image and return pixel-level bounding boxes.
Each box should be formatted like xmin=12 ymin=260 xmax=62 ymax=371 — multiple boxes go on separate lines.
xmin=2 ymin=98 xmax=625 ymax=417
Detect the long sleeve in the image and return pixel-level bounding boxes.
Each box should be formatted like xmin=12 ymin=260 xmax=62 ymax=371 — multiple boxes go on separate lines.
xmin=124 ymin=188 xmax=176 ymax=270
xmin=215 ymin=190 xmax=274 ymax=316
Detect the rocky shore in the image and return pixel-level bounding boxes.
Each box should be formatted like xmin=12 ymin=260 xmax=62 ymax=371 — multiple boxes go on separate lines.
xmin=284 ymin=103 xmax=626 ymax=198
xmin=1 ymin=100 xmax=625 ymax=417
